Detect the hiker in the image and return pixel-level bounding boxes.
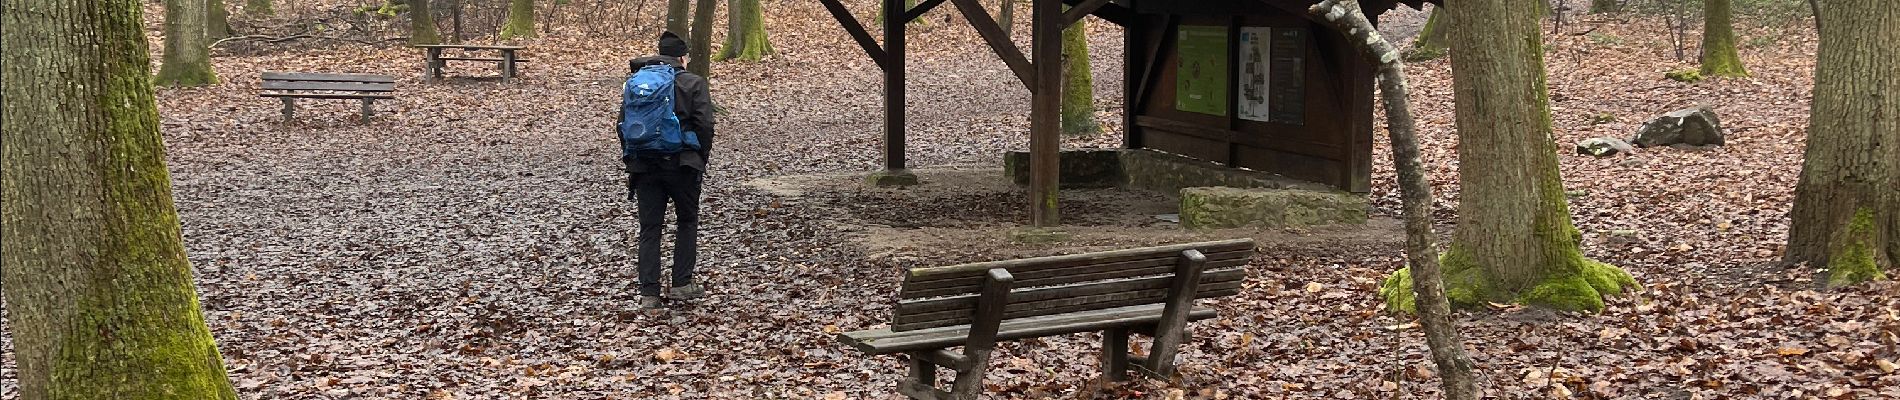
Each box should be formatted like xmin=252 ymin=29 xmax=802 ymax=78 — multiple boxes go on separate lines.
xmin=617 ymin=31 xmax=716 ymax=309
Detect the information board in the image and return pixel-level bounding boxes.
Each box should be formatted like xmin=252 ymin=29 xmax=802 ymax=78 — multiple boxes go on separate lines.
xmin=1237 ymin=27 xmax=1272 ymax=122
xmin=1175 ymin=25 xmax=1229 ymax=117
xmin=1268 ymin=28 xmax=1306 ymax=124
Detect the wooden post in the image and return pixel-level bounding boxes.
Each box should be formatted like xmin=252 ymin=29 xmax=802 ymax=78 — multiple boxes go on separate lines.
xmin=279 ymin=98 xmax=295 ymax=121
xmin=948 ymin=268 xmax=1012 ymax=400
xmin=903 ymin=354 xmax=938 ymax=394
xmin=1143 ymin=249 xmax=1205 ymax=377
xmin=1121 ymin=16 xmax=1143 ymax=149
xmin=501 ymin=49 xmax=518 ymax=82
xmin=426 ymin=47 xmax=444 ymax=81
xmin=1028 ymin=0 xmax=1062 ymax=227
xmin=360 ymin=98 xmax=374 ymax=120
xmin=1101 ymin=327 xmax=1130 ymax=381
xmin=882 ymin=0 xmax=908 ymax=174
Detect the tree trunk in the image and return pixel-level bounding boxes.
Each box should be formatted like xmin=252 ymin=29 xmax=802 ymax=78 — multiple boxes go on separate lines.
xmin=1590 ymin=0 xmax=1621 ymax=13
xmin=499 ymin=0 xmax=535 ymax=39
xmin=666 ymin=0 xmax=690 ymax=35
xmin=156 ymin=0 xmax=219 ymax=86
xmin=881 ymin=0 xmax=924 ymax=25
xmin=411 ymin=0 xmax=443 ymax=45
xmin=0 ymin=0 xmax=240 ymax=398
xmin=245 ymin=0 xmax=272 ymax=16
xmin=1785 ymin=0 xmax=1898 ymax=289
xmin=999 ymin=0 xmax=1013 ymax=27
xmin=687 ymin=0 xmax=716 ymax=76
xmin=1402 ymin=0 xmax=1636 ymax=312
xmin=1406 ymin=8 xmax=1448 ymax=61
xmin=1309 ymin=2 xmax=1478 ymax=399
xmin=1060 ymin=11 xmax=1098 ymax=136
xmin=208 ymin=0 xmax=230 ymax=39
xmin=1699 ymin=0 xmax=1748 ymax=77
xmin=716 ymin=0 xmax=773 ymax=61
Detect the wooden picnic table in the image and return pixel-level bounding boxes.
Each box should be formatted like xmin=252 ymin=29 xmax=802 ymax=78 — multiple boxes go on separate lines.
xmin=415 ymin=44 xmax=528 ymax=82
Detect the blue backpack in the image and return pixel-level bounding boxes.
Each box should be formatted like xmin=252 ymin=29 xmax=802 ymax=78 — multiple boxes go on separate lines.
xmin=617 ymin=64 xmax=700 ymax=158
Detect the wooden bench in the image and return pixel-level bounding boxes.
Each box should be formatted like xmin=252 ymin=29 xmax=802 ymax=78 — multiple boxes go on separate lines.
xmin=258 ymin=72 xmax=396 ymax=121
xmin=836 ymin=239 xmax=1255 ymax=400
xmin=415 ymin=44 xmax=529 ymax=82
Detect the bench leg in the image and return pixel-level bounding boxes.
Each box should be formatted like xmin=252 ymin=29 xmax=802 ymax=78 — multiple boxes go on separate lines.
xmin=501 ymin=50 xmax=518 ymax=82
xmin=279 ymin=98 xmax=295 ymax=121
xmin=1144 ymin=250 xmax=1207 ymax=378
xmin=360 ymin=98 xmax=375 ymax=121
xmin=426 ymin=48 xmax=444 ymax=81
xmin=1102 ymin=327 xmax=1130 ymax=381
xmin=896 ymin=355 xmax=946 ymax=400
xmin=947 ymin=348 xmax=993 ymax=400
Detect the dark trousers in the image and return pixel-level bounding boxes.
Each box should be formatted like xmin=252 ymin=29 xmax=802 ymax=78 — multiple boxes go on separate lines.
xmin=631 ymin=168 xmax=702 ymax=296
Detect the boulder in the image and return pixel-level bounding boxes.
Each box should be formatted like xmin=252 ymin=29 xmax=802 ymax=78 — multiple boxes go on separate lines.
xmin=1575 ymin=137 xmax=1636 ymax=157
xmin=1180 ymin=187 xmax=1367 ymax=229
xmin=1630 ymin=107 xmax=1726 ymax=148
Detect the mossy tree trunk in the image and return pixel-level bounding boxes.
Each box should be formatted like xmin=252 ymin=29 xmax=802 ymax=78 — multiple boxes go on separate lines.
xmin=1406 ymin=8 xmax=1448 ymax=61
xmin=1309 ymin=2 xmax=1478 ymax=398
xmin=880 ymin=0 xmax=924 ymax=25
xmin=208 ymin=0 xmax=230 ymax=39
xmin=1061 ymin=12 xmax=1098 ymax=137
xmin=1698 ymin=0 xmax=1748 ymax=77
xmin=1590 ymin=0 xmax=1622 ymax=13
xmin=687 ymin=0 xmax=715 ymax=76
xmin=498 ymin=0 xmax=535 ymax=39
xmin=1784 ymin=0 xmax=1898 ymax=289
xmin=715 ymin=0 xmax=773 ymax=61
xmin=666 ymin=0 xmax=690 ymax=35
xmin=245 ymin=0 xmax=272 ymax=16
xmin=0 ymin=0 xmax=241 ymax=398
xmin=156 ymin=0 xmax=219 ymax=86
xmin=410 ymin=0 xmax=443 ymax=45
xmin=1385 ymin=0 xmax=1637 ymax=312
xmin=999 ymin=0 xmax=1013 ymax=27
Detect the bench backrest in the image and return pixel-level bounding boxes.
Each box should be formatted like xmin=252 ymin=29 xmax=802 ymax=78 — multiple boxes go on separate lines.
xmin=261 ymin=72 xmax=396 ymax=93
xmin=889 ymin=239 xmax=1255 ymax=332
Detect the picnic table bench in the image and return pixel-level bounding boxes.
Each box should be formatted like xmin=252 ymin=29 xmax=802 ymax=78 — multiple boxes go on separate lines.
xmin=836 ymin=239 xmax=1256 ymax=400
xmin=416 ymin=44 xmax=529 ymax=82
xmin=258 ymin=72 xmax=396 ymax=121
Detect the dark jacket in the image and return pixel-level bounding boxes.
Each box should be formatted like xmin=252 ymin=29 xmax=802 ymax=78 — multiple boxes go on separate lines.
xmin=620 ymin=55 xmax=715 ymax=172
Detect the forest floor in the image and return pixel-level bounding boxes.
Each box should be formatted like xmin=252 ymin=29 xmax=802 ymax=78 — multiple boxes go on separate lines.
xmin=3 ymin=1 xmax=1898 ymax=399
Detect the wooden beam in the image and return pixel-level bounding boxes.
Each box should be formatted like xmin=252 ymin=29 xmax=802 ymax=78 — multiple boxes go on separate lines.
xmin=1131 ymin=16 xmax=1179 ymax=115
xmin=1060 ymin=0 xmax=1133 ymax=26
xmin=902 ymin=0 xmax=949 ymax=23
xmin=950 ymin=0 xmax=1036 ymax=89
xmin=1061 ymin=0 xmax=1112 ymax=28
xmin=1029 ymin=0 xmax=1063 ymax=227
xmin=883 ymin=0 xmax=908 ymax=172
xmin=818 ymin=0 xmax=889 ymax=70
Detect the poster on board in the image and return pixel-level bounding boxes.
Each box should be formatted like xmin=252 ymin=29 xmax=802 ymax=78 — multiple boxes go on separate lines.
xmin=1175 ymin=25 xmax=1228 ymax=117
xmin=1237 ymin=27 xmax=1272 ymax=122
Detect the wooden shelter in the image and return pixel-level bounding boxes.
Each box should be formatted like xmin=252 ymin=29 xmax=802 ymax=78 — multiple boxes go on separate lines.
xmin=819 ymin=0 xmax=1434 ymax=228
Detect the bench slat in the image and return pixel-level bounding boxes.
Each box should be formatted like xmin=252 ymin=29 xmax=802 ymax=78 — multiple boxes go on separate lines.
xmin=838 ymin=304 xmax=1219 ymax=354
xmin=890 ymin=270 xmax=1244 ymax=331
xmin=261 ymin=81 xmax=395 ymax=92
xmin=261 ymin=72 xmax=396 ymax=83
xmin=433 ymin=57 xmax=533 ymax=62
xmin=901 ymin=239 xmax=1252 ymax=293
xmin=259 ymin=93 xmax=395 ymax=99
xmin=899 ymin=250 xmax=1251 ymax=299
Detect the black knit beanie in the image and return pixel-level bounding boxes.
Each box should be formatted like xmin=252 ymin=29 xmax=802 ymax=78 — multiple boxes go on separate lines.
xmin=657 ymin=31 xmax=689 ymax=57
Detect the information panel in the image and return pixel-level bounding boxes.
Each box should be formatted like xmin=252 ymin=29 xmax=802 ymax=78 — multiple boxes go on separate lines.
xmin=1175 ymin=25 xmax=1229 ymax=117
xmin=1268 ymin=28 xmax=1306 ymax=124
xmin=1237 ymin=26 xmax=1272 ymax=122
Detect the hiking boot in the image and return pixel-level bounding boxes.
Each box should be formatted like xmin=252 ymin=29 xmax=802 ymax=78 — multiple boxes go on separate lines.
xmin=640 ymin=296 xmax=665 ymax=309
xmin=667 ymin=283 xmax=706 ymax=301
